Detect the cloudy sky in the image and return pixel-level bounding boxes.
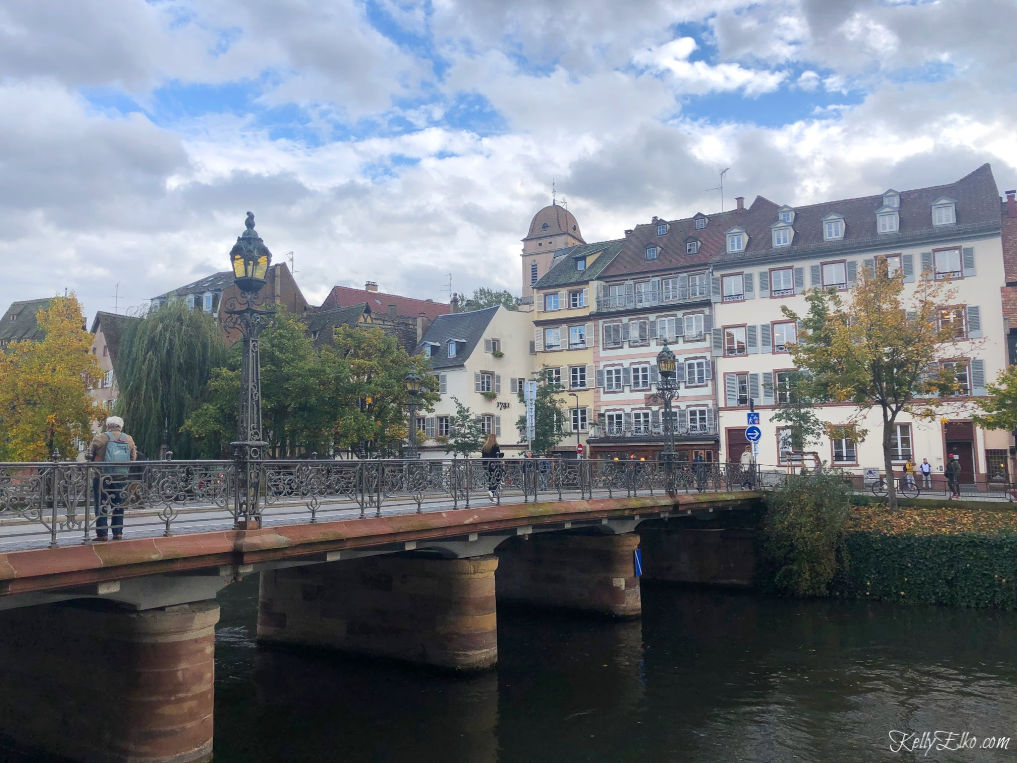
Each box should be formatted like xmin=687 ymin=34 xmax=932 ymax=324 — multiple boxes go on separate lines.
xmin=2 ymin=0 xmax=1015 ymax=320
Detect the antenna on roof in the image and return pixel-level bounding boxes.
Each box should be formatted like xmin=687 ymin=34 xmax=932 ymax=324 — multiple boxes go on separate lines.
xmin=112 ymin=282 xmax=119 ymax=314
xmin=552 ymin=177 xmax=557 ymax=206
xmin=705 ymin=167 xmax=730 ymax=212
xmin=560 ymin=195 xmax=568 ymax=212
xmin=284 ymin=251 xmax=295 ymax=276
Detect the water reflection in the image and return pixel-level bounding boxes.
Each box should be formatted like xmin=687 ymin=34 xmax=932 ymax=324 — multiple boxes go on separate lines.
xmin=214 ymin=576 xmax=1017 ymax=761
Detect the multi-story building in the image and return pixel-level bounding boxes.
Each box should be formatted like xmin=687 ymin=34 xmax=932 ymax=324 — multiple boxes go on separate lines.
xmin=318 ymin=281 xmax=452 ymax=352
xmin=520 ymin=202 xmax=585 ymax=306
xmin=87 ymin=311 xmax=139 ymax=414
xmin=416 ymin=306 xmax=533 ymax=458
xmin=711 ymin=164 xmax=1008 ymax=481
xmin=588 ymin=216 xmax=720 ymax=461
xmin=531 ymin=240 xmax=623 ymax=456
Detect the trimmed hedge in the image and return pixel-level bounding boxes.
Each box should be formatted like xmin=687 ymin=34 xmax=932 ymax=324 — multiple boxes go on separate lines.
xmin=837 ymin=531 xmax=1017 ymax=609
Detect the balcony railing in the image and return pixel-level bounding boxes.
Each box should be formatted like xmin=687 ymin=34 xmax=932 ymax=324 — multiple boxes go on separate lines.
xmin=598 ymin=287 xmax=710 ymax=312
xmin=590 ymin=422 xmax=719 ymax=440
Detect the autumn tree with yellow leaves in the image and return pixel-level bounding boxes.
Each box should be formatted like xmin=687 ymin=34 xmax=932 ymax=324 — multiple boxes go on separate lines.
xmin=0 ymin=296 xmax=102 ymax=461
xmin=782 ymin=260 xmax=965 ymax=509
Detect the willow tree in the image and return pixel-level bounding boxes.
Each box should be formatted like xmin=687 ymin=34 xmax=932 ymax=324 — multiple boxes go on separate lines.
xmin=0 ymin=296 xmax=101 ymax=460
xmin=782 ymin=260 xmax=963 ymax=509
xmin=115 ymin=301 xmax=226 ymax=458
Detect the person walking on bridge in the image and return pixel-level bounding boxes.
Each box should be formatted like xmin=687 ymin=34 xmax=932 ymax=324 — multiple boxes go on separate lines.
xmin=87 ymin=416 xmax=137 ymax=541
xmin=481 ymin=434 xmax=503 ymax=501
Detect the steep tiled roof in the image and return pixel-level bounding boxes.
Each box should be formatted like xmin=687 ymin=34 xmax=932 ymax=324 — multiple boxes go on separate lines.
xmin=89 ymin=311 xmax=140 ymax=364
xmin=0 ymin=298 xmax=53 ymax=344
xmin=319 ymin=286 xmax=451 ymax=322
xmin=417 ymin=306 xmax=499 ymax=370
xmin=600 ymin=163 xmax=1002 ymax=278
xmin=152 ymin=272 xmax=235 ymax=302
xmin=303 ymin=304 xmax=369 ymax=348
xmin=535 ymin=240 xmax=624 ymax=289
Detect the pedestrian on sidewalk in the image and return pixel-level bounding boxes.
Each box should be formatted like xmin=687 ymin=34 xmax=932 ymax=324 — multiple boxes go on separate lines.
xmin=481 ymin=434 xmax=503 ymax=501
xmin=946 ymin=454 xmax=962 ymax=499
xmin=87 ymin=416 xmax=137 ymax=541
xmin=919 ymin=458 xmax=932 ymax=489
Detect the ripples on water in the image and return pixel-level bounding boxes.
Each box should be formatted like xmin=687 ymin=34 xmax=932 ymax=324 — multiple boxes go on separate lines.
xmin=214 ymin=576 xmax=1017 ymax=762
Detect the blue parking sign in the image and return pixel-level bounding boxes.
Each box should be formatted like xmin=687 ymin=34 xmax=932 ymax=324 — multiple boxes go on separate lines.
xmin=745 ymin=425 xmax=762 ymax=442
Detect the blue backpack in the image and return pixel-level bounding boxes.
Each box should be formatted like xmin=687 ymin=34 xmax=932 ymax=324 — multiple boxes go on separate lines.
xmin=103 ymin=434 xmax=131 ymax=475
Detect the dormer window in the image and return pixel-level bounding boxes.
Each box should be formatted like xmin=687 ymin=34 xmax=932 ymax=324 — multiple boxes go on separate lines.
xmin=575 ymin=257 xmax=587 ymax=271
xmin=657 ymin=222 xmax=669 ymax=235
xmin=694 ymin=215 xmax=707 ymax=230
xmin=645 ymin=246 xmax=659 ymax=260
xmin=771 ymin=224 xmax=792 ymax=247
xmin=726 ymin=227 xmax=747 ymax=253
xmin=932 ymin=197 xmax=956 ymax=226
xmin=447 ymin=340 xmax=458 ymax=358
xmin=686 ymin=239 xmax=700 ymax=255
xmin=541 ymin=222 xmax=549 ymax=230
xmin=823 ymin=214 xmax=845 ymax=241
xmin=778 ymin=206 xmax=794 ymax=224
xmin=877 ymin=209 xmax=899 ymax=233
xmin=883 ymin=190 xmax=900 ymax=208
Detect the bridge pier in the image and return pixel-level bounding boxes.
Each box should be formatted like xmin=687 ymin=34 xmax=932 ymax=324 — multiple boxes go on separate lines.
xmin=257 ymin=553 xmax=499 ymax=670
xmin=496 ymin=532 xmax=642 ymax=618
xmin=0 ymin=599 xmax=218 ymax=762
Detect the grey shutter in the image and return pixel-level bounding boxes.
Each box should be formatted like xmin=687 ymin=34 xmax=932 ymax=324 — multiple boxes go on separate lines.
xmin=962 ymin=247 xmax=976 ymax=277
xmin=675 ymin=362 xmax=686 ymax=384
xmin=677 ymin=409 xmax=688 ymax=431
xmin=749 ymin=373 xmax=761 ymax=404
xmin=510 ymin=377 xmax=519 ymax=394
xmin=624 ymin=281 xmax=635 ymax=308
xmin=534 ymin=327 xmax=543 ymax=352
xmin=711 ymin=276 xmax=721 ymax=302
xmin=712 ymin=328 xmax=723 ymax=356
xmin=971 ymin=359 xmax=986 ymax=396
xmin=495 ymin=416 xmax=501 ymax=436
xmin=703 ymin=313 xmax=713 ymax=332
xmin=793 ymin=267 xmax=805 ymax=294
xmin=623 ymin=412 xmax=632 ymax=431
xmin=902 ymin=254 xmax=915 ymax=283
xmin=673 ymin=317 xmax=684 ymax=337
xmin=847 ymin=260 xmax=858 ymax=286
xmin=587 ymin=321 xmax=595 ymax=348
xmin=439 ymin=374 xmax=447 ymax=394
xmin=650 ymin=365 xmax=660 ymax=385
xmin=921 ymin=251 xmax=933 ymax=279
xmin=560 ymin=324 xmax=568 ymax=348
xmin=484 ymin=338 xmax=492 ymax=353
xmin=596 ymin=369 xmax=605 ymax=388
xmin=648 ymin=320 xmax=658 ymax=340
xmin=725 ymin=374 xmax=738 ymax=407
xmin=743 ymin=272 xmax=754 ymax=299
xmin=704 ymin=361 xmax=713 ymax=381
xmin=758 ymin=271 xmax=769 ymax=297
xmin=495 ymin=375 xmax=501 ymax=393
xmin=747 ymin=325 xmax=758 ymax=354
xmin=906 ymin=310 xmax=917 ymax=323
xmin=862 ymin=258 xmax=874 ymax=276
xmin=587 ymin=365 xmax=594 ymax=387
xmin=650 ymin=277 xmax=661 ymax=304
xmin=761 ymin=373 xmax=774 ymax=404
xmin=651 ymin=409 xmax=660 ymax=430
xmin=597 ymin=286 xmax=606 ymax=309
xmin=474 ymin=372 xmax=481 ymax=392
xmin=622 ymin=367 xmax=631 ymax=387
xmin=760 ymin=323 xmax=772 ymax=353
xmin=706 ymin=407 xmax=715 ymax=430
xmin=677 ymin=274 xmax=689 ymax=300
xmin=810 ymin=264 xmax=821 ymax=287
xmin=967 ymin=306 xmax=982 ymax=338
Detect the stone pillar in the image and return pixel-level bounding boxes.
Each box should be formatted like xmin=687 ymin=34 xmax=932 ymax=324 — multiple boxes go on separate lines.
xmin=638 ymin=527 xmax=757 ymax=586
xmin=0 ymin=599 xmax=219 ymax=763
xmin=496 ymin=532 xmax=641 ymax=618
xmin=258 ymin=554 xmax=498 ymax=671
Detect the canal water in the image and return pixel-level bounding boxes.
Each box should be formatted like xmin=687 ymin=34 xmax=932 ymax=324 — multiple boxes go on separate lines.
xmin=214 ymin=575 xmax=1017 ymax=761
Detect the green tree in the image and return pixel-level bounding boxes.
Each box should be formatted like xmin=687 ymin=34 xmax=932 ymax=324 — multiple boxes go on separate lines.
xmin=460 ymin=288 xmax=517 ymax=312
xmin=770 ymin=370 xmax=824 ymax=455
xmin=516 ymin=372 xmax=568 ymax=454
xmin=781 ymin=260 xmax=962 ymax=509
xmin=0 ymin=296 xmax=101 ymax=460
xmin=762 ymin=472 xmax=852 ymax=596
xmin=974 ymin=365 xmax=1017 ymax=432
xmin=115 ymin=301 xmax=226 ymax=459
xmin=443 ymin=396 xmax=486 ymax=457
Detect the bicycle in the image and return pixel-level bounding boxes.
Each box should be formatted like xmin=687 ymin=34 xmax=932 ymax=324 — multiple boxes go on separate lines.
xmin=870 ymin=474 xmax=920 ymax=499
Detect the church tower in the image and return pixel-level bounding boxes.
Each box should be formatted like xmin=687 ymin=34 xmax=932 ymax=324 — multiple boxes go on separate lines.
xmin=520 ymin=201 xmax=584 ymax=306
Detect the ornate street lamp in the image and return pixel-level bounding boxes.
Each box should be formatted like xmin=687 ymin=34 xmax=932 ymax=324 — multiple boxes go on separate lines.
xmin=568 ymin=392 xmax=581 ymax=456
xmin=656 ymin=342 xmax=680 ymax=471
xmin=223 ymin=212 xmax=273 ymax=527
xmin=404 ymin=368 xmax=421 ymax=459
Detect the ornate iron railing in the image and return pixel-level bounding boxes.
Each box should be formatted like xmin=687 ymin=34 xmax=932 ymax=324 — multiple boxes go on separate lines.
xmin=0 ymin=458 xmax=757 ymax=551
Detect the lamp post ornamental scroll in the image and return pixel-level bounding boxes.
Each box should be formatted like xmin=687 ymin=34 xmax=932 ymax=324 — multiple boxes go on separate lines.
xmin=656 ymin=342 xmax=680 ymax=469
xmin=404 ymin=368 xmax=422 ymax=459
xmin=224 ymin=211 xmax=274 ymax=528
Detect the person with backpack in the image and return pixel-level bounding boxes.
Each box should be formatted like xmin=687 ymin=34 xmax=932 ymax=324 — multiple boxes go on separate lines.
xmin=919 ymin=458 xmax=933 ymax=489
xmin=87 ymin=416 xmax=137 ymax=540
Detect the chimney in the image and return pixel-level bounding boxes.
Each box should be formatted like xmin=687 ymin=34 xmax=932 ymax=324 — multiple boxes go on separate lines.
xmin=624 ymin=229 xmax=633 ymax=236
xmin=450 ymin=293 xmax=460 ymax=313
xmin=1007 ymin=190 xmax=1016 ymax=219
xmin=365 ymin=281 xmax=378 ymax=292
xmin=735 ymin=196 xmax=744 ymax=211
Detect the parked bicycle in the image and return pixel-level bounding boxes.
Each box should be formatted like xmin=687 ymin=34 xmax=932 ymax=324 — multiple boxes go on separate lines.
xmin=870 ymin=474 xmax=920 ymax=499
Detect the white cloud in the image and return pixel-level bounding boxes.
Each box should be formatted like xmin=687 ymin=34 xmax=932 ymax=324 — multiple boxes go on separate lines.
xmin=633 ymin=37 xmax=787 ymax=96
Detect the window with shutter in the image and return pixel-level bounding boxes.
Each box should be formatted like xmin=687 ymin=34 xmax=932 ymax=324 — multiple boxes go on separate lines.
xmin=967 ymin=306 xmax=982 ymax=338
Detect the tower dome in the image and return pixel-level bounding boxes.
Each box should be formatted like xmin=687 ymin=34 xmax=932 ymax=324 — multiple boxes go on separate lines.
xmin=525 ymin=203 xmax=583 ymax=242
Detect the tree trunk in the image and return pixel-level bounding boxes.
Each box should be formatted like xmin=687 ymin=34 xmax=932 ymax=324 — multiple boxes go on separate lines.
xmin=882 ymin=406 xmax=898 ymax=510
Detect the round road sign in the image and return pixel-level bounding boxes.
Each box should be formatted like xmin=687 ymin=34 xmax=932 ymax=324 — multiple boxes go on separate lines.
xmin=745 ymin=425 xmax=762 ymax=442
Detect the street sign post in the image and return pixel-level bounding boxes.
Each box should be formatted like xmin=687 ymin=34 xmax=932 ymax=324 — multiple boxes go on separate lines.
xmin=524 ymin=381 xmax=537 ymax=447
xmin=576 ymin=443 xmax=584 ymax=456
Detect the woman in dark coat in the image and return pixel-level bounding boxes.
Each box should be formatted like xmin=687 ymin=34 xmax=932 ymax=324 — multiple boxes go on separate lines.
xmin=481 ymin=434 xmax=503 ymax=500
